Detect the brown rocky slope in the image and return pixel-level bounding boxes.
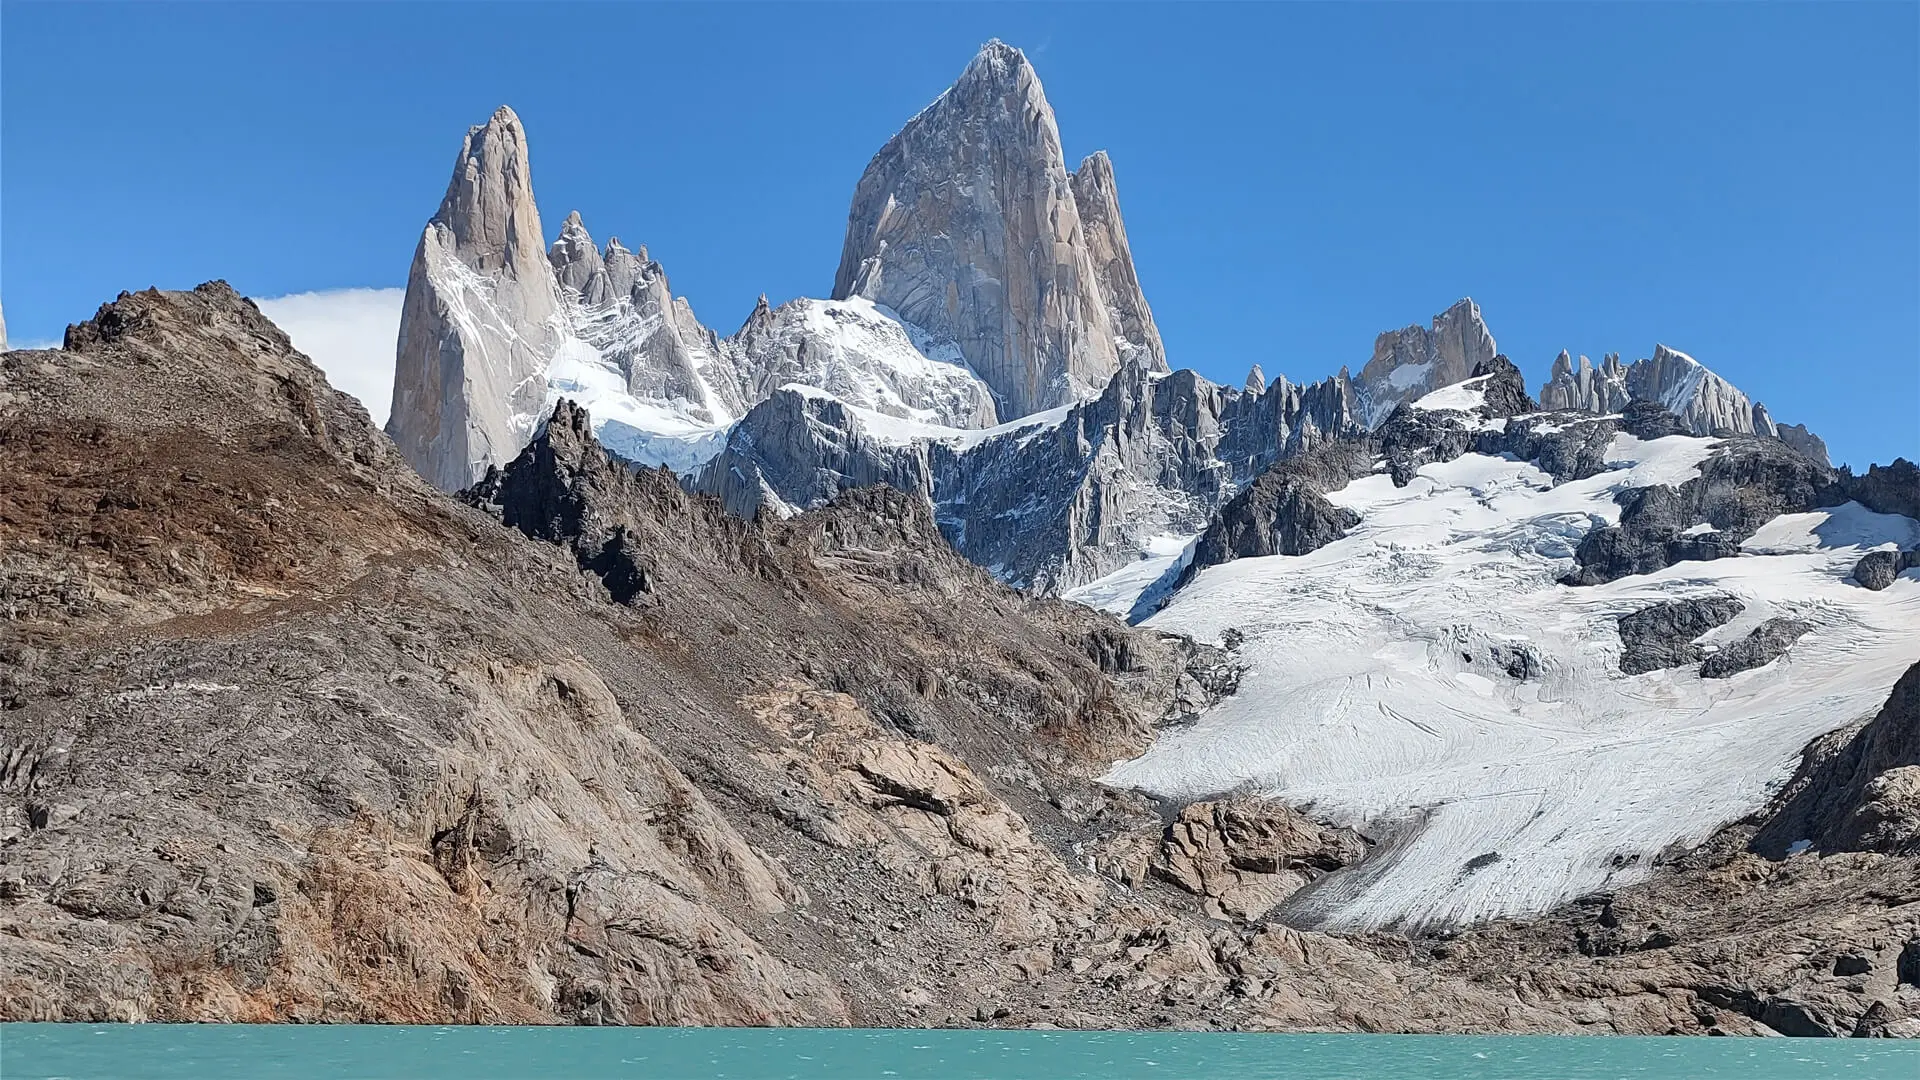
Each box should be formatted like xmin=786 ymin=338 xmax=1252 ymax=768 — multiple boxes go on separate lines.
xmin=1 ymin=283 xmax=1915 ymax=1035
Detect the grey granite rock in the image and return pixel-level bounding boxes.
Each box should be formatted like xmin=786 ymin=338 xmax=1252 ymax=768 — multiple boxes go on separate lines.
xmin=1625 ymin=344 xmax=1762 ymax=438
xmin=1565 ymin=436 xmax=1838 ymax=586
xmin=691 ymin=388 xmax=935 ymax=521
xmin=552 ymin=217 xmax=744 ymax=424
xmin=1852 ymin=548 xmax=1920 ymax=591
xmin=1070 ymin=150 xmax=1165 ymax=370
xmin=1353 ymin=299 xmax=1497 ymax=427
xmin=1179 ymin=443 xmax=1372 ymax=582
xmin=1475 ymin=355 xmax=1537 ymax=419
xmin=831 ymin=41 xmax=1163 ymax=419
xmin=1540 ymin=351 xmax=1630 ymax=414
xmin=1700 ymin=618 xmax=1812 ymax=679
xmin=727 ymin=295 xmax=1000 ymax=428
xmin=696 ymin=353 xmax=1370 ymax=595
xmin=1775 ymin=423 xmax=1831 ymax=468
xmin=1842 ymin=458 xmax=1920 ymax=520
xmin=1616 ymin=596 xmax=1745 ymax=676
xmin=388 ymin=106 xmax=563 ymax=491
xmin=1756 ymin=661 xmax=1920 ymax=856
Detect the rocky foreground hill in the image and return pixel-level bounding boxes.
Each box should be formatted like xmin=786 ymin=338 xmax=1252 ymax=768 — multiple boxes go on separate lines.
xmin=3 ymin=283 xmax=1916 ymax=1035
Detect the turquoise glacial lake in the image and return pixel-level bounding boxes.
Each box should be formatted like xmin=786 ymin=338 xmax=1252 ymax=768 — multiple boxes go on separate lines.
xmin=4 ymin=1025 xmax=1916 ymax=1079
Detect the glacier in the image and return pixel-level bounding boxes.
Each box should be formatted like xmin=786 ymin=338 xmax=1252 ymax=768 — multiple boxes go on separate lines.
xmin=1102 ymin=434 xmax=1920 ymax=930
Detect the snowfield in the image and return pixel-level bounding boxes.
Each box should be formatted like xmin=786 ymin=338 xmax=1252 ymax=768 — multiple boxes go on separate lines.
xmin=1102 ymin=435 xmax=1920 ymax=931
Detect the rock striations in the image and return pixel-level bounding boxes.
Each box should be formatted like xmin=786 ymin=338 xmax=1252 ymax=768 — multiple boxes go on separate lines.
xmin=1353 ymin=299 xmax=1498 ymax=428
xmin=388 ymin=107 xmax=563 ymax=492
xmin=832 ymin=41 xmax=1165 ymax=419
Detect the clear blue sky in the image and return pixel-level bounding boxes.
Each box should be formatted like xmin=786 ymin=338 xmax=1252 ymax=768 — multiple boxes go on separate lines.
xmin=4 ymin=2 xmax=1915 ymax=467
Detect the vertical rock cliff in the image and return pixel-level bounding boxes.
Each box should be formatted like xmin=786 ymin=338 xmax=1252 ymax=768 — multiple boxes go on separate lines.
xmin=1353 ymin=299 xmax=1498 ymax=427
xmin=388 ymin=106 xmax=563 ymax=491
xmin=1539 ymin=351 xmax=1631 ymax=414
xmin=831 ymin=40 xmax=1166 ymax=420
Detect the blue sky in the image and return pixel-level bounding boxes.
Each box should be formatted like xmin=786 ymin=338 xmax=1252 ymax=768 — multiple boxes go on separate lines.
xmin=4 ymin=2 xmax=1915 ymax=466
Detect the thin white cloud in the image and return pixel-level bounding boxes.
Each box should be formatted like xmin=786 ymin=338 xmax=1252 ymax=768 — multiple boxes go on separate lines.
xmin=254 ymin=287 xmax=405 ymax=425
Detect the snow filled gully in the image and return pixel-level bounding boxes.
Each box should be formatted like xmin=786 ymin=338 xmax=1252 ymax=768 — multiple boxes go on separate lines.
xmin=1101 ymin=436 xmax=1920 ymax=931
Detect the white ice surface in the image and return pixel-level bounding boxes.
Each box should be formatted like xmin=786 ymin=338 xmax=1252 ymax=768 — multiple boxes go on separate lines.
xmin=1104 ymin=436 xmax=1920 ymax=930
xmin=779 ymin=383 xmax=1072 ymax=450
xmin=1409 ymin=375 xmax=1490 ymax=414
xmin=544 ymin=334 xmax=731 ymax=474
xmin=1063 ymin=533 xmax=1200 ymax=617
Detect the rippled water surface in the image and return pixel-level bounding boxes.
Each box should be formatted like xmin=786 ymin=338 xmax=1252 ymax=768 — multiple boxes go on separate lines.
xmin=5 ymin=1025 xmax=1916 ymax=1079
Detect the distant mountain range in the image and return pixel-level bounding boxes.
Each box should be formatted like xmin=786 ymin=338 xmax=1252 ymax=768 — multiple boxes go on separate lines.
xmin=386 ymin=40 xmax=1834 ymax=598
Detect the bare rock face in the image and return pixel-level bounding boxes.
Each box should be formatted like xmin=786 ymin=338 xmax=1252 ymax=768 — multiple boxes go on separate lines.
xmin=1179 ymin=443 xmax=1372 ymax=582
xmin=1093 ymin=799 xmax=1370 ymax=921
xmin=388 ymin=106 xmax=563 ymax=491
xmin=1540 ymin=351 xmax=1630 ymax=414
xmin=1844 ymin=459 xmax=1920 ymax=521
xmin=1625 ymin=344 xmax=1760 ymax=438
xmin=1068 ymin=150 xmax=1165 ymax=370
xmin=1757 ymin=661 xmax=1920 ymax=857
xmin=691 ymin=388 xmax=937 ymax=521
xmin=1853 ymin=548 xmax=1920 ymax=591
xmin=1701 ymin=617 xmax=1813 ymax=679
xmin=1615 ymin=595 xmax=1745 ymax=675
xmin=1776 ymin=422 xmax=1832 ymax=468
xmin=549 ymin=216 xmax=744 ymax=426
xmin=831 ymin=40 xmax=1165 ymax=419
xmin=728 ymin=296 xmax=1000 ymax=428
xmin=1353 ymin=299 xmax=1498 ymax=427
xmin=1564 ymin=435 xmax=1839 ymax=586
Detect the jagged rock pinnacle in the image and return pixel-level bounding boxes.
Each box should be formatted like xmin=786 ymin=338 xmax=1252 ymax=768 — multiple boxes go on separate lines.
xmin=387 ymin=104 xmax=563 ymax=491
xmin=830 ymin=41 xmax=1164 ymax=419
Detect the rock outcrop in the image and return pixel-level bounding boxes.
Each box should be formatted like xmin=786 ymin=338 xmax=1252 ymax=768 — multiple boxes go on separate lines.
xmin=727 ymin=296 xmax=1000 ymax=428
xmin=1616 ymin=596 xmax=1745 ymax=675
xmin=388 ymin=106 xmax=562 ymax=492
xmin=1854 ymin=548 xmax=1920 ymax=591
xmin=1757 ymin=662 xmax=1920 ymax=857
xmin=1092 ymin=800 xmax=1370 ymax=921
xmin=1353 ymin=299 xmax=1497 ymax=427
xmin=1844 ymin=459 xmax=1920 ymax=521
xmin=1564 ymin=434 xmax=1839 ymax=586
xmin=1179 ymin=444 xmax=1371 ymax=581
xmin=547 ymin=213 xmax=743 ymax=427
xmin=1701 ymin=617 xmax=1813 ymax=679
xmin=1540 ymin=351 xmax=1630 ymax=414
xmin=1625 ymin=344 xmax=1765 ymax=438
xmin=831 ymin=40 xmax=1165 ymax=419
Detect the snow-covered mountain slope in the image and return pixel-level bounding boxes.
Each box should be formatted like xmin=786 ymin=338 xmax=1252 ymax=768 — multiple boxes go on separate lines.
xmin=1101 ymin=433 xmax=1920 ymax=931
xmin=390 ymin=100 xmax=1028 ymax=488
xmin=731 ymin=295 xmax=1000 ymax=429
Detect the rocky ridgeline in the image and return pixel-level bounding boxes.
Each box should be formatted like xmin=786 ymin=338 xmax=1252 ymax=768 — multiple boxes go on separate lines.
xmin=378 ymin=39 xmax=1845 ymax=601
xmin=5 ymin=282 xmax=1918 ymax=1036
